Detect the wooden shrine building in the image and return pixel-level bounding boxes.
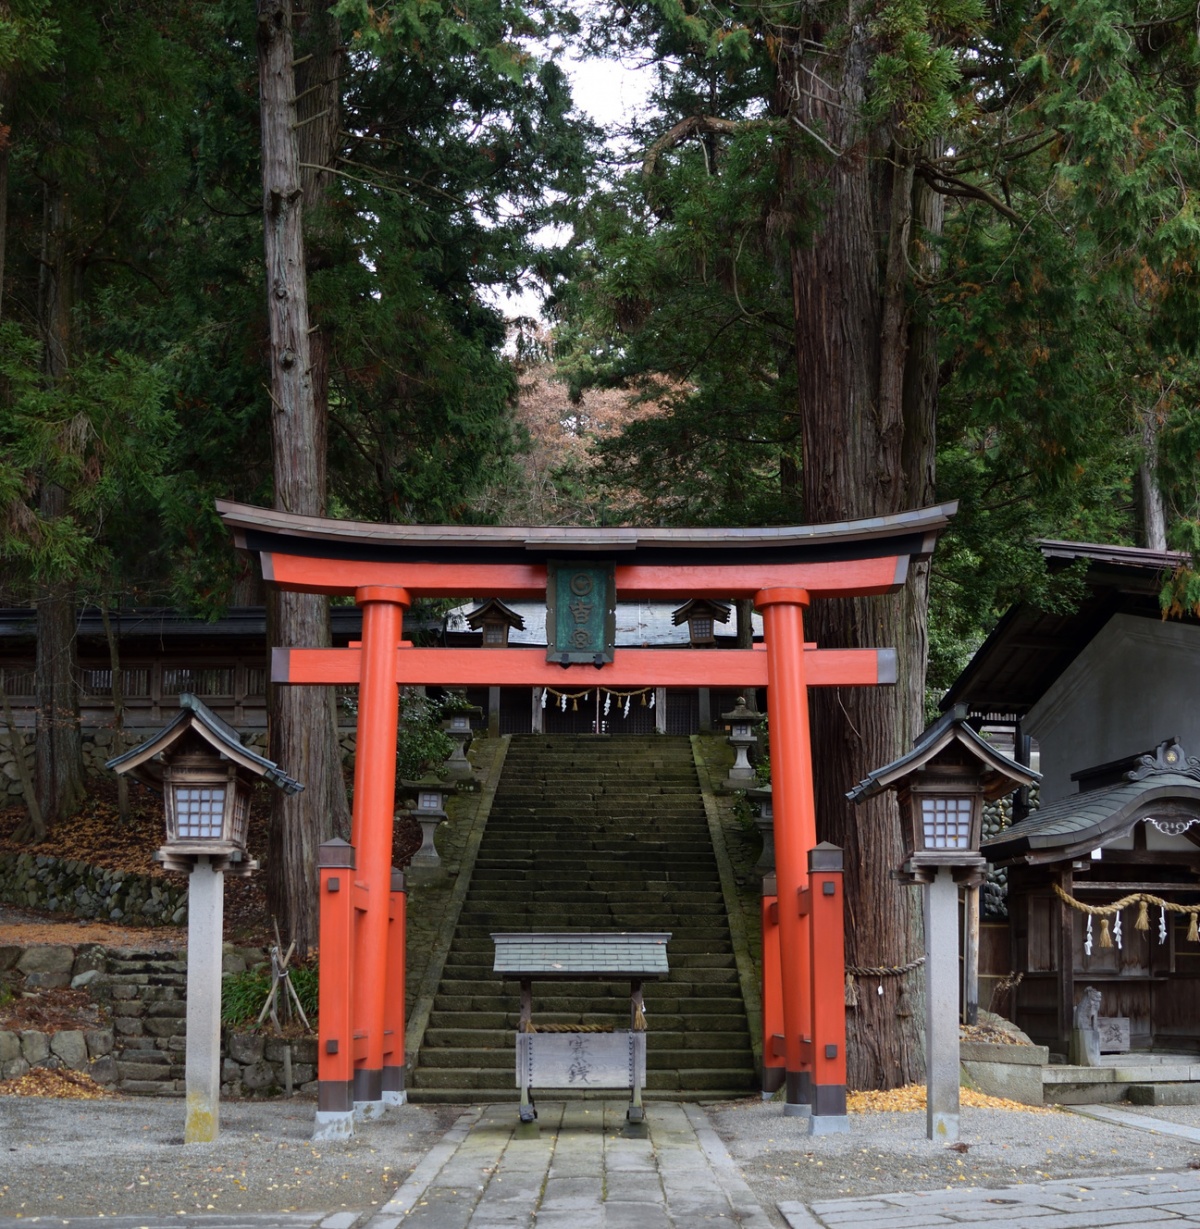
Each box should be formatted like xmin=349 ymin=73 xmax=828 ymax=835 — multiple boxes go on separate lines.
xmin=948 ymin=540 xmax=1200 ymax=1054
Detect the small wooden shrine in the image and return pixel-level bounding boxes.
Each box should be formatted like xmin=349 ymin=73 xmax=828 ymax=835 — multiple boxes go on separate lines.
xmin=984 ymin=738 xmax=1200 ymax=1053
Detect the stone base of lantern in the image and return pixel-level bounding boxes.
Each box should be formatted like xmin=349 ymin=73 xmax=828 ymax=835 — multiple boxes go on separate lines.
xmin=407 ymin=820 xmax=449 ymax=885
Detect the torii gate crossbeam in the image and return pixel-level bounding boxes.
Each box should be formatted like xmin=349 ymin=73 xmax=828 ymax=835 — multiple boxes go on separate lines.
xmin=218 ymin=499 xmax=956 ymax=1140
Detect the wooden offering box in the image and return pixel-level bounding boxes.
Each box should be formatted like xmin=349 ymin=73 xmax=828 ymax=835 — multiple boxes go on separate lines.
xmin=492 ymin=932 xmax=671 ymax=1123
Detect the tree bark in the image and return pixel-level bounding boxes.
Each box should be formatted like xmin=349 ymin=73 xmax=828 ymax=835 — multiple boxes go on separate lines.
xmin=1138 ymin=408 xmax=1168 ymax=551
xmin=781 ymin=28 xmax=939 ymax=1088
xmin=22 ymin=177 xmax=85 ymax=838
xmin=258 ymin=0 xmax=350 ymax=955
xmin=30 ymin=572 xmax=84 ymax=839
xmin=99 ymin=602 xmax=129 ymax=823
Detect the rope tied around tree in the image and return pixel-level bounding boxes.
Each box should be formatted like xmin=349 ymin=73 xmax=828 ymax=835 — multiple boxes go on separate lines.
xmin=1052 ymin=882 xmax=1200 ymax=949
xmin=844 ymin=955 xmax=926 ymax=1006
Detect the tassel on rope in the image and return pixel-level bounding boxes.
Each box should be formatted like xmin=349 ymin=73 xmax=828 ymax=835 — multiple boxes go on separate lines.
xmin=1136 ymin=900 xmax=1150 ymax=931
xmin=1100 ymin=917 xmax=1113 ymax=948
xmin=633 ymin=1003 xmax=646 ymax=1030
xmin=640 ymin=692 xmax=647 ymax=705
xmin=845 ymin=973 xmax=858 ymax=1008
xmin=1189 ymin=912 xmax=1199 ymax=944
xmin=572 ymin=696 xmax=578 ymax=712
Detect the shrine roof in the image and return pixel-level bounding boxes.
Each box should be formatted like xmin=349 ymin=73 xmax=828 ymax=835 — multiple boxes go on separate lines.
xmin=217 ymin=500 xmax=957 ymax=569
xmin=983 ymin=739 xmax=1200 ymax=866
xmin=942 ymin=540 xmax=1191 ymax=718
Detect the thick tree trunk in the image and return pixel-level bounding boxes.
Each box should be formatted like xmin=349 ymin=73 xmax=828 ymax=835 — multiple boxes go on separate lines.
xmin=1137 ymin=409 xmax=1168 ymax=551
xmin=31 ymin=574 xmax=84 ymax=838
xmin=782 ymin=31 xmax=939 ymax=1089
xmin=23 ymin=178 xmax=85 ymax=838
xmin=258 ymin=0 xmax=350 ymax=955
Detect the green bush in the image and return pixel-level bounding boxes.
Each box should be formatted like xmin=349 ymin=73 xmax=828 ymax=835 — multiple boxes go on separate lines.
xmin=221 ymin=970 xmax=271 ymax=1026
xmin=221 ymin=963 xmax=319 ymax=1028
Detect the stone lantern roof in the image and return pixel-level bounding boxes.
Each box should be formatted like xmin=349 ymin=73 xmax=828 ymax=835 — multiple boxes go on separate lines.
xmin=105 ymin=693 xmax=302 ymax=794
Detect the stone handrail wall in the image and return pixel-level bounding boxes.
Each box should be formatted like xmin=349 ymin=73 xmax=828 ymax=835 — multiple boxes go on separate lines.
xmin=0 ymin=943 xmax=316 ymax=1098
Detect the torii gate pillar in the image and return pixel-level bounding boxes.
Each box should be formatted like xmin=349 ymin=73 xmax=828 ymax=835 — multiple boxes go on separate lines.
xmin=756 ymin=589 xmax=818 ymax=1114
xmin=352 ymin=588 xmax=409 ymax=1123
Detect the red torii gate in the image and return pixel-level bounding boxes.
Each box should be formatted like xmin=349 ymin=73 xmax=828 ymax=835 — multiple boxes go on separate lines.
xmin=218 ymin=499 xmax=955 ymax=1137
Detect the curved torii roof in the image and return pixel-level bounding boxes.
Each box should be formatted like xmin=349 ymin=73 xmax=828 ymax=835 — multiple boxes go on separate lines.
xmin=216 ymin=500 xmax=959 ymax=600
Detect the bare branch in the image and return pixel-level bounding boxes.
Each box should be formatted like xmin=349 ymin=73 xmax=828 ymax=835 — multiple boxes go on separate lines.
xmin=641 ymin=115 xmax=745 ymax=180
xmin=916 ymin=164 xmax=1022 ymax=223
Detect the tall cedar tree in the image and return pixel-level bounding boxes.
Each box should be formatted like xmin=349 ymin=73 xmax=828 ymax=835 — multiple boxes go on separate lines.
xmin=566 ymin=0 xmax=1200 ymax=1086
xmin=256 ymin=0 xmax=349 ymax=956
xmin=0 ymin=2 xmax=181 ymax=836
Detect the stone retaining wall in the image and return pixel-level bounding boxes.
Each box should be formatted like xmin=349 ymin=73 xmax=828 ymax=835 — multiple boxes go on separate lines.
xmin=0 ymin=851 xmax=188 ymax=923
xmin=0 ymin=943 xmax=317 ymax=1098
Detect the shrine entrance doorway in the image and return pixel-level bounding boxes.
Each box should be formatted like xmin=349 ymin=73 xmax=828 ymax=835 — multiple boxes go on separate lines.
xmin=218 ymin=500 xmax=955 ymax=1138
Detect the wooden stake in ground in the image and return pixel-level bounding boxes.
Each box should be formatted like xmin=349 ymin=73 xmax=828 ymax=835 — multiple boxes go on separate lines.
xmin=257 ymin=920 xmax=311 ymax=1035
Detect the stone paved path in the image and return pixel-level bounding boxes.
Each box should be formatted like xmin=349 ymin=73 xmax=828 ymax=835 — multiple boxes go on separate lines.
xmin=780 ymin=1169 xmax=1200 ymax=1228
xmin=364 ymin=1100 xmax=773 ymax=1229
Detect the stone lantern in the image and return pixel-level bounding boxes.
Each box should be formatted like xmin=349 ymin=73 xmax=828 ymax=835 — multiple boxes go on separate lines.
xmin=465 ymin=597 xmax=525 ymax=648
xmin=106 ymin=693 xmax=301 ymax=1144
xmin=847 ymin=704 xmax=1037 ymax=1142
xmin=399 ymin=775 xmax=453 ymax=875
xmin=721 ymin=696 xmax=764 ymax=789
xmin=441 ymin=694 xmax=482 ymax=782
xmin=671 ymin=598 xmax=731 ymax=647
xmin=747 ymin=783 xmax=775 ymax=874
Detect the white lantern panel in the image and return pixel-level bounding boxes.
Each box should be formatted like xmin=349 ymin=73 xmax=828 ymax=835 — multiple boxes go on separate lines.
xmin=177 ymin=786 xmax=227 ymax=839
xmin=419 ymin=791 xmax=442 ymax=810
xmin=921 ymin=795 xmax=972 ymax=849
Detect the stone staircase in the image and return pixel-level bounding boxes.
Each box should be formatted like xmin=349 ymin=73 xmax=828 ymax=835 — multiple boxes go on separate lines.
xmin=99 ymin=950 xmax=188 ymax=1093
xmin=408 ymin=734 xmax=755 ymax=1103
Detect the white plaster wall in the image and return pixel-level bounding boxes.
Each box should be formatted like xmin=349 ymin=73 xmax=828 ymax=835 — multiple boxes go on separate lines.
xmin=1024 ymin=613 xmax=1200 ymax=805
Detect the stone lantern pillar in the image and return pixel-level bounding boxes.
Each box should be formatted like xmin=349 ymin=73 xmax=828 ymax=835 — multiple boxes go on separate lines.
xmin=721 ymin=696 xmax=764 ymax=790
xmin=399 ymin=775 xmax=454 ymax=877
xmin=106 ymin=693 xmax=302 ymax=1143
xmin=847 ymin=705 xmax=1038 ymax=1142
xmin=441 ymin=697 xmax=482 ymax=782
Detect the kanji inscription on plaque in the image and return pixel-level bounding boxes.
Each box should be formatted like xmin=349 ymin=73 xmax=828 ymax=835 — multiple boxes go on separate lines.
xmin=546 ymin=561 xmax=616 ymax=664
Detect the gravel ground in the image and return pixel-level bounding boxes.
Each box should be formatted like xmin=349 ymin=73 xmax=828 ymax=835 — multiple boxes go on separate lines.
xmin=0 ymin=1095 xmax=462 ymax=1220
xmin=5 ymin=1089 xmax=1200 ymax=1222
xmin=705 ymin=1096 xmax=1200 ymax=1208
